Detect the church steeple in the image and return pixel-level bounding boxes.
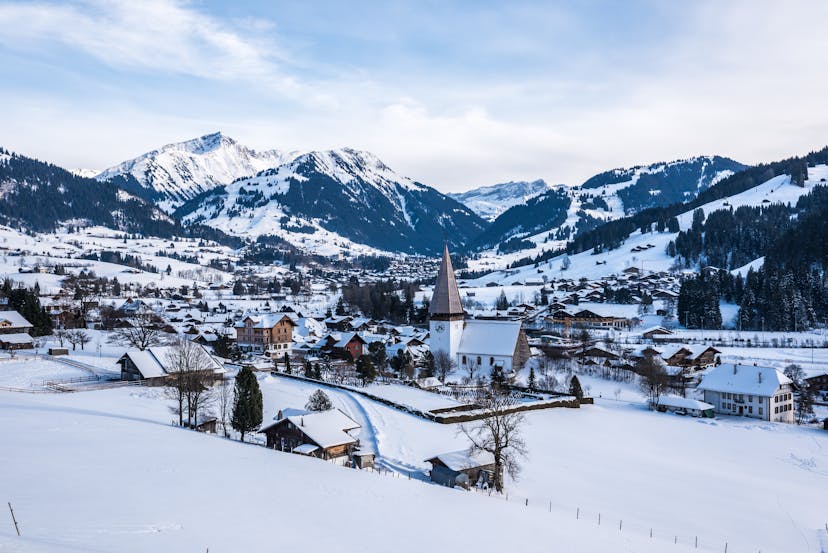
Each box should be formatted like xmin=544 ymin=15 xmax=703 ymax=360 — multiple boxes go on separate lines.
xmin=429 ymin=243 xmax=464 ymax=320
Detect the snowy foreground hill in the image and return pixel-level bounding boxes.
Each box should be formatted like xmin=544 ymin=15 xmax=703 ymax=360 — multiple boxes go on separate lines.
xmin=1 ymin=377 xmax=826 ymax=553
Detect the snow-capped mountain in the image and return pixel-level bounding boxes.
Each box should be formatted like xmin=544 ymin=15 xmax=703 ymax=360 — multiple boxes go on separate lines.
xmin=474 ymin=156 xmax=746 ymax=255
xmin=448 ymin=179 xmax=550 ymax=221
xmin=177 ymin=148 xmax=487 ymax=256
xmin=97 ymin=132 xmax=298 ymax=211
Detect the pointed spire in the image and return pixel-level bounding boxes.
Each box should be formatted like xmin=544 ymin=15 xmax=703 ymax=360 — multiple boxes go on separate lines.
xmin=429 ymin=243 xmax=464 ymax=318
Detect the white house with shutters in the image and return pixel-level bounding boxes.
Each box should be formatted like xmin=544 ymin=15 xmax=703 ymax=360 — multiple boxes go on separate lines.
xmin=698 ymin=364 xmax=794 ymax=423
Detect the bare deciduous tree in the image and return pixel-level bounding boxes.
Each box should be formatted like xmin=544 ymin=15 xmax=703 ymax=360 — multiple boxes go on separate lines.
xmin=460 ymin=393 xmax=527 ymax=493
xmin=110 ymin=311 xmax=166 ymax=350
xmin=216 ymin=376 xmax=233 ymax=437
xmin=165 ymin=340 xmax=216 ymax=428
xmin=434 ymin=350 xmax=456 ymax=383
xmin=637 ymin=355 xmax=670 ymax=407
xmin=66 ymin=329 xmax=91 ymax=351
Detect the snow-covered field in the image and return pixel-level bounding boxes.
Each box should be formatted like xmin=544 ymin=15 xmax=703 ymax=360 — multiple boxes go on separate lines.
xmin=1 ymin=359 xmax=827 ymax=553
xmin=0 ymin=357 xmax=89 ymax=390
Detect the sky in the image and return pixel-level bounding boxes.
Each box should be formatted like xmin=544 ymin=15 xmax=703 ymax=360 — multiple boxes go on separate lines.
xmin=1 ymin=0 xmax=827 ymax=192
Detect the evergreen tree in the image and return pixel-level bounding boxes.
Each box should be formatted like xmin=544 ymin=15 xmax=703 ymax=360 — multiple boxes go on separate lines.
xmin=527 ymin=366 xmax=536 ymax=391
xmin=355 ymin=355 xmax=376 ymax=386
xmin=305 ymin=389 xmax=333 ymax=412
xmin=495 ymin=290 xmax=509 ymax=311
xmin=283 ymin=352 xmax=291 ymax=375
xmin=232 ymin=280 xmax=244 ymax=296
xmin=304 ymin=359 xmax=313 ymax=378
xmin=490 ymin=365 xmax=507 ymax=391
xmin=569 ymin=375 xmax=583 ymax=400
xmin=418 ymin=350 xmax=435 ymax=378
xmin=231 ymin=367 xmax=263 ymax=442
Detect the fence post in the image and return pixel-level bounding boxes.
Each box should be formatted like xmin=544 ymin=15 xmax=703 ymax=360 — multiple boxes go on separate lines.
xmin=549 ymin=500 xmax=551 ymax=513
xmin=598 ymin=513 xmax=601 ymax=525
xmin=7 ymin=502 xmax=20 ymax=536
xmin=525 ymin=498 xmax=528 ymax=507
xmin=695 ymin=536 xmax=698 ymax=549
xmin=724 ymin=542 xmax=727 ymax=553
xmin=619 ymin=520 xmax=622 ymax=532
xmin=649 ymin=528 xmax=652 ymax=538
xmin=576 ymin=507 xmax=579 ymax=520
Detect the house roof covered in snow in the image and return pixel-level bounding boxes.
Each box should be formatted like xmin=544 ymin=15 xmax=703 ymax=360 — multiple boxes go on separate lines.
xmin=0 ymin=332 xmax=34 ymax=344
xmin=234 ymin=313 xmax=295 ymax=329
xmin=426 ymin=449 xmax=495 ymax=471
xmin=457 ymin=320 xmax=522 ymax=357
xmin=0 ymin=310 xmax=32 ymax=328
xmin=119 ymin=345 xmax=224 ymax=379
xmin=656 ymin=395 xmax=714 ymax=411
xmin=698 ymin=364 xmax=791 ymax=397
xmin=261 ymin=408 xmax=361 ymax=449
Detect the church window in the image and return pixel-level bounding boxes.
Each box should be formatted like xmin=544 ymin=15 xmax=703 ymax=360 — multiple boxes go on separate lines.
xmin=476 ymin=356 xmax=481 ymax=365
xmin=462 ymin=355 xmax=466 ymax=364
xmin=489 ymin=357 xmax=494 ymax=365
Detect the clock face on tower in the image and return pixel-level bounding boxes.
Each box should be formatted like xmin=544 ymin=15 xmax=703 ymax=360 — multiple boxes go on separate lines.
xmin=435 ymin=323 xmax=445 ymax=332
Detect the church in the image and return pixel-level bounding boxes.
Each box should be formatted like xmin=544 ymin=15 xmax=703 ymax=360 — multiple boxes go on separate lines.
xmin=429 ymin=245 xmax=531 ymax=377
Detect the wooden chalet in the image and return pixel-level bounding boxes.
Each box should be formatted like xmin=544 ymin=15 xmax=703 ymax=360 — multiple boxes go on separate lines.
xmin=260 ymin=408 xmax=361 ymax=461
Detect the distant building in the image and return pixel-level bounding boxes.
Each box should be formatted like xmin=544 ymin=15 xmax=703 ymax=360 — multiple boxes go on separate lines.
xmin=698 ymin=364 xmax=794 ymax=423
xmin=235 ymin=313 xmax=296 ymax=357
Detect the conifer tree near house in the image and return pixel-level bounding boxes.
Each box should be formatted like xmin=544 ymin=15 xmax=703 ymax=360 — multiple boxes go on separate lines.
xmin=231 ymin=367 xmax=263 ymax=442
xmin=305 ymin=389 xmax=333 ymax=412
xmin=528 ymin=366 xmax=536 ymax=391
xmin=283 ymin=352 xmax=291 ymax=374
xmin=569 ymin=374 xmax=583 ymax=400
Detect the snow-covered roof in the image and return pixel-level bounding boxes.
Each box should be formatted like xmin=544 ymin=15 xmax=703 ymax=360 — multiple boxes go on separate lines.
xmin=457 ymin=320 xmax=522 ymax=357
xmin=234 ymin=313 xmax=295 ymax=329
xmin=656 ymin=395 xmax=714 ymax=411
xmin=0 ymin=332 xmax=34 ymax=344
xmin=426 ymin=449 xmax=495 ymax=471
xmin=0 ymin=310 xmax=32 ymax=328
xmin=262 ymin=409 xmax=360 ymax=449
xmin=293 ymin=443 xmax=320 ymax=455
xmin=120 ymin=345 xmax=224 ymax=379
xmin=698 ymin=364 xmax=791 ymax=397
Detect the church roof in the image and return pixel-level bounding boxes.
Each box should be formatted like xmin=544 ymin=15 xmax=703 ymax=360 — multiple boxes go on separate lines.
xmin=429 ymin=244 xmax=464 ymax=317
xmin=457 ymin=319 xmax=522 ymax=357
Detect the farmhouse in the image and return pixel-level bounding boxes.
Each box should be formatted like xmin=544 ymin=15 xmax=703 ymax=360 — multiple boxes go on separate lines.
xmin=429 ymin=245 xmax=530 ymax=374
xmin=0 ymin=310 xmax=34 ymax=350
xmin=425 ymin=450 xmax=496 ymax=488
xmin=698 ymin=364 xmax=794 ymax=423
xmin=662 ymin=345 xmax=721 ymax=369
xmin=234 ymin=313 xmax=296 ymax=357
xmin=117 ymin=345 xmax=224 ymax=382
xmin=260 ymin=408 xmax=361 ymax=462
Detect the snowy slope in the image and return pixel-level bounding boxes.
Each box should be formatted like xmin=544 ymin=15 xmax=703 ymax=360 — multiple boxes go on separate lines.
xmin=97 ymin=132 xmax=299 ymax=211
xmin=448 ymin=179 xmax=550 ymax=221
xmin=68 ymin=168 xmax=100 ymax=178
xmin=475 ymin=156 xmax=744 ymax=260
xmin=468 ymin=165 xmax=827 ymax=284
xmin=0 ymin=387 xmax=716 ymax=553
xmin=178 ymin=148 xmax=486 ymax=256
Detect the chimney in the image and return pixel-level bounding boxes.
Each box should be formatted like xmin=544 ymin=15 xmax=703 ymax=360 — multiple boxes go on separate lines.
xmin=301 ymin=417 xmax=304 ymax=427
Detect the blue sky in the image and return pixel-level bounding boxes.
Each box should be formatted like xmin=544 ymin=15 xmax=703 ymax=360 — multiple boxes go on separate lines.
xmin=1 ymin=0 xmax=827 ymax=191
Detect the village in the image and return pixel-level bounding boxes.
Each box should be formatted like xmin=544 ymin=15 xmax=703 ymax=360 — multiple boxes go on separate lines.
xmin=0 ymin=229 xmax=827 ymax=553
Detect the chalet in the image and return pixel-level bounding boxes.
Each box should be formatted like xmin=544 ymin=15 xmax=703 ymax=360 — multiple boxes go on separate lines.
xmin=0 ymin=310 xmax=33 ymax=350
xmin=425 ymin=450 xmax=496 ymax=488
xmin=698 ymin=364 xmax=794 ymax=423
xmin=323 ymin=315 xmax=353 ymax=331
xmin=117 ymin=345 xmax=224 ymax=382
xmin=546 ymin=308 xmax=631 ymax=330
xmin=333 ymin=332 xmax=367 ymax=360
xmin=234 ymin=313 xmax=296 ymax=357
xmin=0 ymin=310 xmax=33 ymax=335
xmin=662 ymin=345 xmax=720 ymax=369
xmin=260 ymin=408 xmax=361 ymax=462
xmin=641 ymin=326 xmax=673 ymax=341
xmin=118 ymin=298 xmax=146 ymax=315
xmin=805 ymin=372 xmax=828 ymax=392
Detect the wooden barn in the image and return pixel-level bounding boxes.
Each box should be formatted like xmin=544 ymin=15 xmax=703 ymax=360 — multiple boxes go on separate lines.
xmin=425 ymin=450 xmax=496 ymax=489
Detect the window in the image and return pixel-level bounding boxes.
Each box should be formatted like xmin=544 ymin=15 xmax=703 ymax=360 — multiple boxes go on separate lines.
xmin=462 ymin=355 xmax=466 ymax=364
xmin=477 ymin=356 xmax=481 ymax=365
xmin=758 ymin=407 xmax=763 ymax=416
xmin=490 ymin=357 xmax=494 ymax=366
xmin=775 ymin=406 xmax=779 ymax=414
xmin=748 ymin=406 xmax=753 ymax=414
xmin=748 ymin=395 xmax=753 ymax=402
